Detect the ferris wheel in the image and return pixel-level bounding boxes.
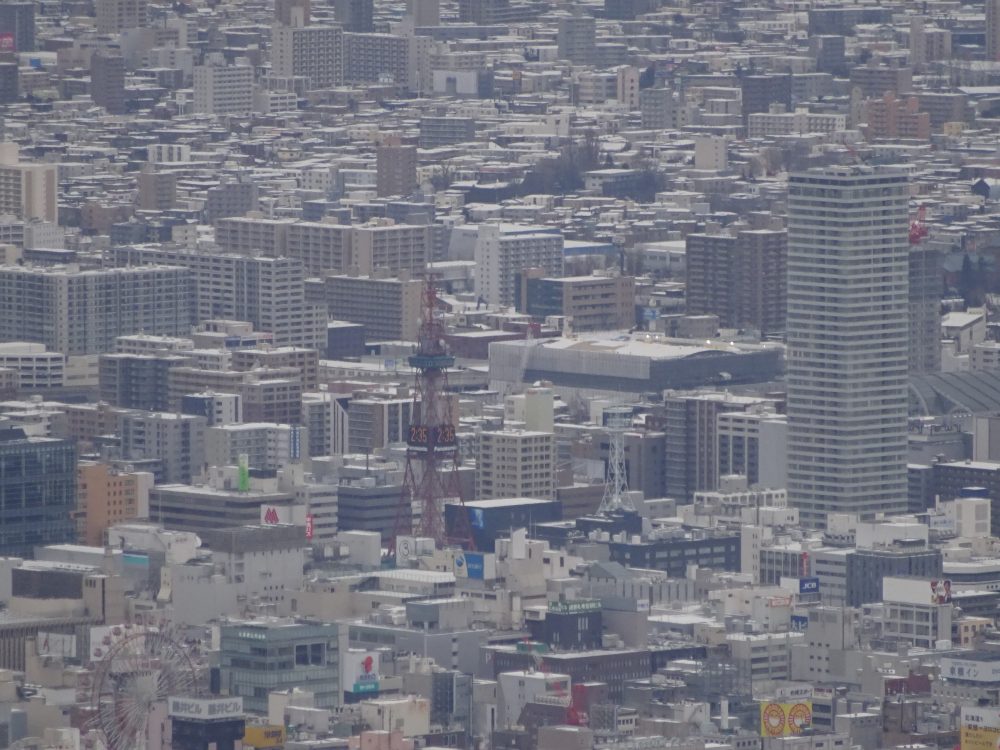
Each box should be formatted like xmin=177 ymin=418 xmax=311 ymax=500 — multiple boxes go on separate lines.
xmin=88 ymin=624 xmax=203 ymax=750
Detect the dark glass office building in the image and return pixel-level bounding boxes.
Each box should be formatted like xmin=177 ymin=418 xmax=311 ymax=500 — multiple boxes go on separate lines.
xmin=0 ymin=427 xmax=76 ymax=557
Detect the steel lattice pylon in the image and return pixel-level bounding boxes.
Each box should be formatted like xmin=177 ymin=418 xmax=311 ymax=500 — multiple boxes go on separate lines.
xmin=598 ymin=406 xmax=635 ymax=513
xmin=393 ymin=277 xmax=475 ymax=552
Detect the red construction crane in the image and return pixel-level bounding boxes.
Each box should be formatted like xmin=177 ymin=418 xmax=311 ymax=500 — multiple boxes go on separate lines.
xmin=910 ymin=204 xmax=928 ymax=245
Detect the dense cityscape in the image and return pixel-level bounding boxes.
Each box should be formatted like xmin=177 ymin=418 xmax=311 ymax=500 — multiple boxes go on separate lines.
xmin=2 ymin=0 xmax=1000 ymax=749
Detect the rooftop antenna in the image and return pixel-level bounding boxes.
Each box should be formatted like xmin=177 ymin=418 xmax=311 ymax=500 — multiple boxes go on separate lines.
xmin=598 ymin=406 xmax=635 ymax=513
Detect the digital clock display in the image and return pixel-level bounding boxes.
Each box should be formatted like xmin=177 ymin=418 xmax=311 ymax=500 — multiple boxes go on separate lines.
xmin=407 ymin=424 xmax=457 ymax=447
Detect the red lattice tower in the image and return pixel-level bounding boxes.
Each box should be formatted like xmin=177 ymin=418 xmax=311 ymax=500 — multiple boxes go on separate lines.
xmin=393 ymin=277 xmax=475 ymax=552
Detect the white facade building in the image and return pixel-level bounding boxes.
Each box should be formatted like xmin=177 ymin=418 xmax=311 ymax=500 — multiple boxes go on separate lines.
xmin=786 ymin=167 xmax=910 ymax=527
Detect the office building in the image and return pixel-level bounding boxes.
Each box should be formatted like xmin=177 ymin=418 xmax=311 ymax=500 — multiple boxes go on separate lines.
xmin=318 ymin=274 xmax=423 ymax=342
xmin=910 ymin=243 xmax=941 ymax=373
xmin=169 ymin=697 xmax=246 ymax=750
xmin=0 ymin=427 xmax=76 ymax=557
xmin=557 ymin=14 xmax=596 ymax=65
xmin=99 ymin=352 xmax=188 ymax=412
xmin=376 ymin=138 xmax=418 ymax=198
xmin=77 ymin=461 xmax=153 ymax=546
xmin=989 ymin=0 xmax=1000 ymax=62
xmin=205 ymin=423 xmax=304 ymax=472
xmin=515 ymin=271 xmax=634 ymax=332
xmin=347 ymin=392 xmax=416 ymax=451
xmin=193 ymin=62 xmax=254 ymax=115
xmin=0 ymin=2 xmax=33 ymax=51
xmin=337 ymin=475 xmax=409 ymax=534
xmin=684 ymin=229 xmax=787 ymax=335
xmin=0 ymin=60 xmax=17 ymax=104
xmin=96 ymin=0 xmax=147 ymax=33
xmin=656 ymin=392 xmax=768 ymax=502
xmin=334 ymin=0 xmax=373 ymax=32
xmin=0 ymin=264 xmax=193 ymax=356
xmin=408 ymin=0 xmax=439 ymax=26
xmin=475 ymin=224 xmax=563 ymax=307
xmin=118 ymin=411 xmax=207 ymax=484
xmin=275 ymin=0 xmax=309 ymax=25
xmin=740 ymin=74 xmax=792 ymax=121
xmin=220 ymin=619 xmax=345 ymax=715
xmin=272 ymin=24 xmax=344 ymax=89
xmin=149 ymin=475 xmax=295 ymax=535
xmin=181 ymin=392 xmax=242 ymax=426
xmin=717 ymin=409 xmax=788 ymax=489
xmin=90 ymin=51 xmax=126 ymax=114
xmin=0 ymin=144 xmax=57 ymax=222
xmin=476 ymin=430 xmax=556 ymax=501
xmin=786 ymin=167 xmax=910 ymax=527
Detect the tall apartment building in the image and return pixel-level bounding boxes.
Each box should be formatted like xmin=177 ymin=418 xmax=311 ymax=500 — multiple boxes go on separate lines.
xmin=77 ymin=461 xmax=153 ymax=546
xmin=0 ymin=143 xmax=57 ymax=222
xmin=476 ymin=429 xmax=556 ymax=501
xmin=284 ymin=221 xmax=350 ymax=273
xmin=272 ymin=24 xmax=344 ymax=89
xmin=110 ymin=247 xmax=324 ymax=349
xmin=213 ymin=216 xmax=292 ymax=256
xmin=318 ymin=274 xmax=423 ymax=341
xmin=0 ymin=264 xmax=193 ymax=356
xmin=345 ymin=33 xmax=410 ymax=86
xmin=0 ymin=2 xmax=34 ymax=51
xmin=351 ymin=220 xmax=428 ymax=275
xmin=193 ymin=62 xmax=254 ymax=115
xmin=515 ymin=271 xmax=635 ymax=332
xmin=95 ymin=0 xmax=147 ymax=34
xmin=786 ymin=167 xmax=910 ymax=527
xmin=685 ymin=229 xmax=787 ymax=335
xmin=910 ymin=243 xmax=942 ymax=373
xmin=557 ymin=14 xmax=596 ymax=65
xmin=376 ymin=139 xmax=418 ymax=198
xmin=137 ymin=166 xmax=176 ymax=211
xmin=475 ymin=224 xmax=564 ymax=307
xmin=334 ymin=0 xmax=373 ymax=32
xmin=205 ymin=179 xmax=259 ymax=222
xmin=989 ymin=0 xmax=1000 ymax=62
xmin=863 ymin=93 xmax=931 ymax=141
xmin=0 ymin=427 xmax=76 ymax=557
xmin=419 ymin=117 xmax=476 ymax=148
xmin=0 ymin=342 xmax=64 ymax=391
xmin=118 ymin=411 xmax=207 ymax=484
xmin=90 ymin=51 xmax=126 ymax=114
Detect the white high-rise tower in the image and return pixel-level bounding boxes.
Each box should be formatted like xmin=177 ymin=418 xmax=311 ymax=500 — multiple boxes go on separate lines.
xmin=786 ymin=166 xmax=910 ymax=528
